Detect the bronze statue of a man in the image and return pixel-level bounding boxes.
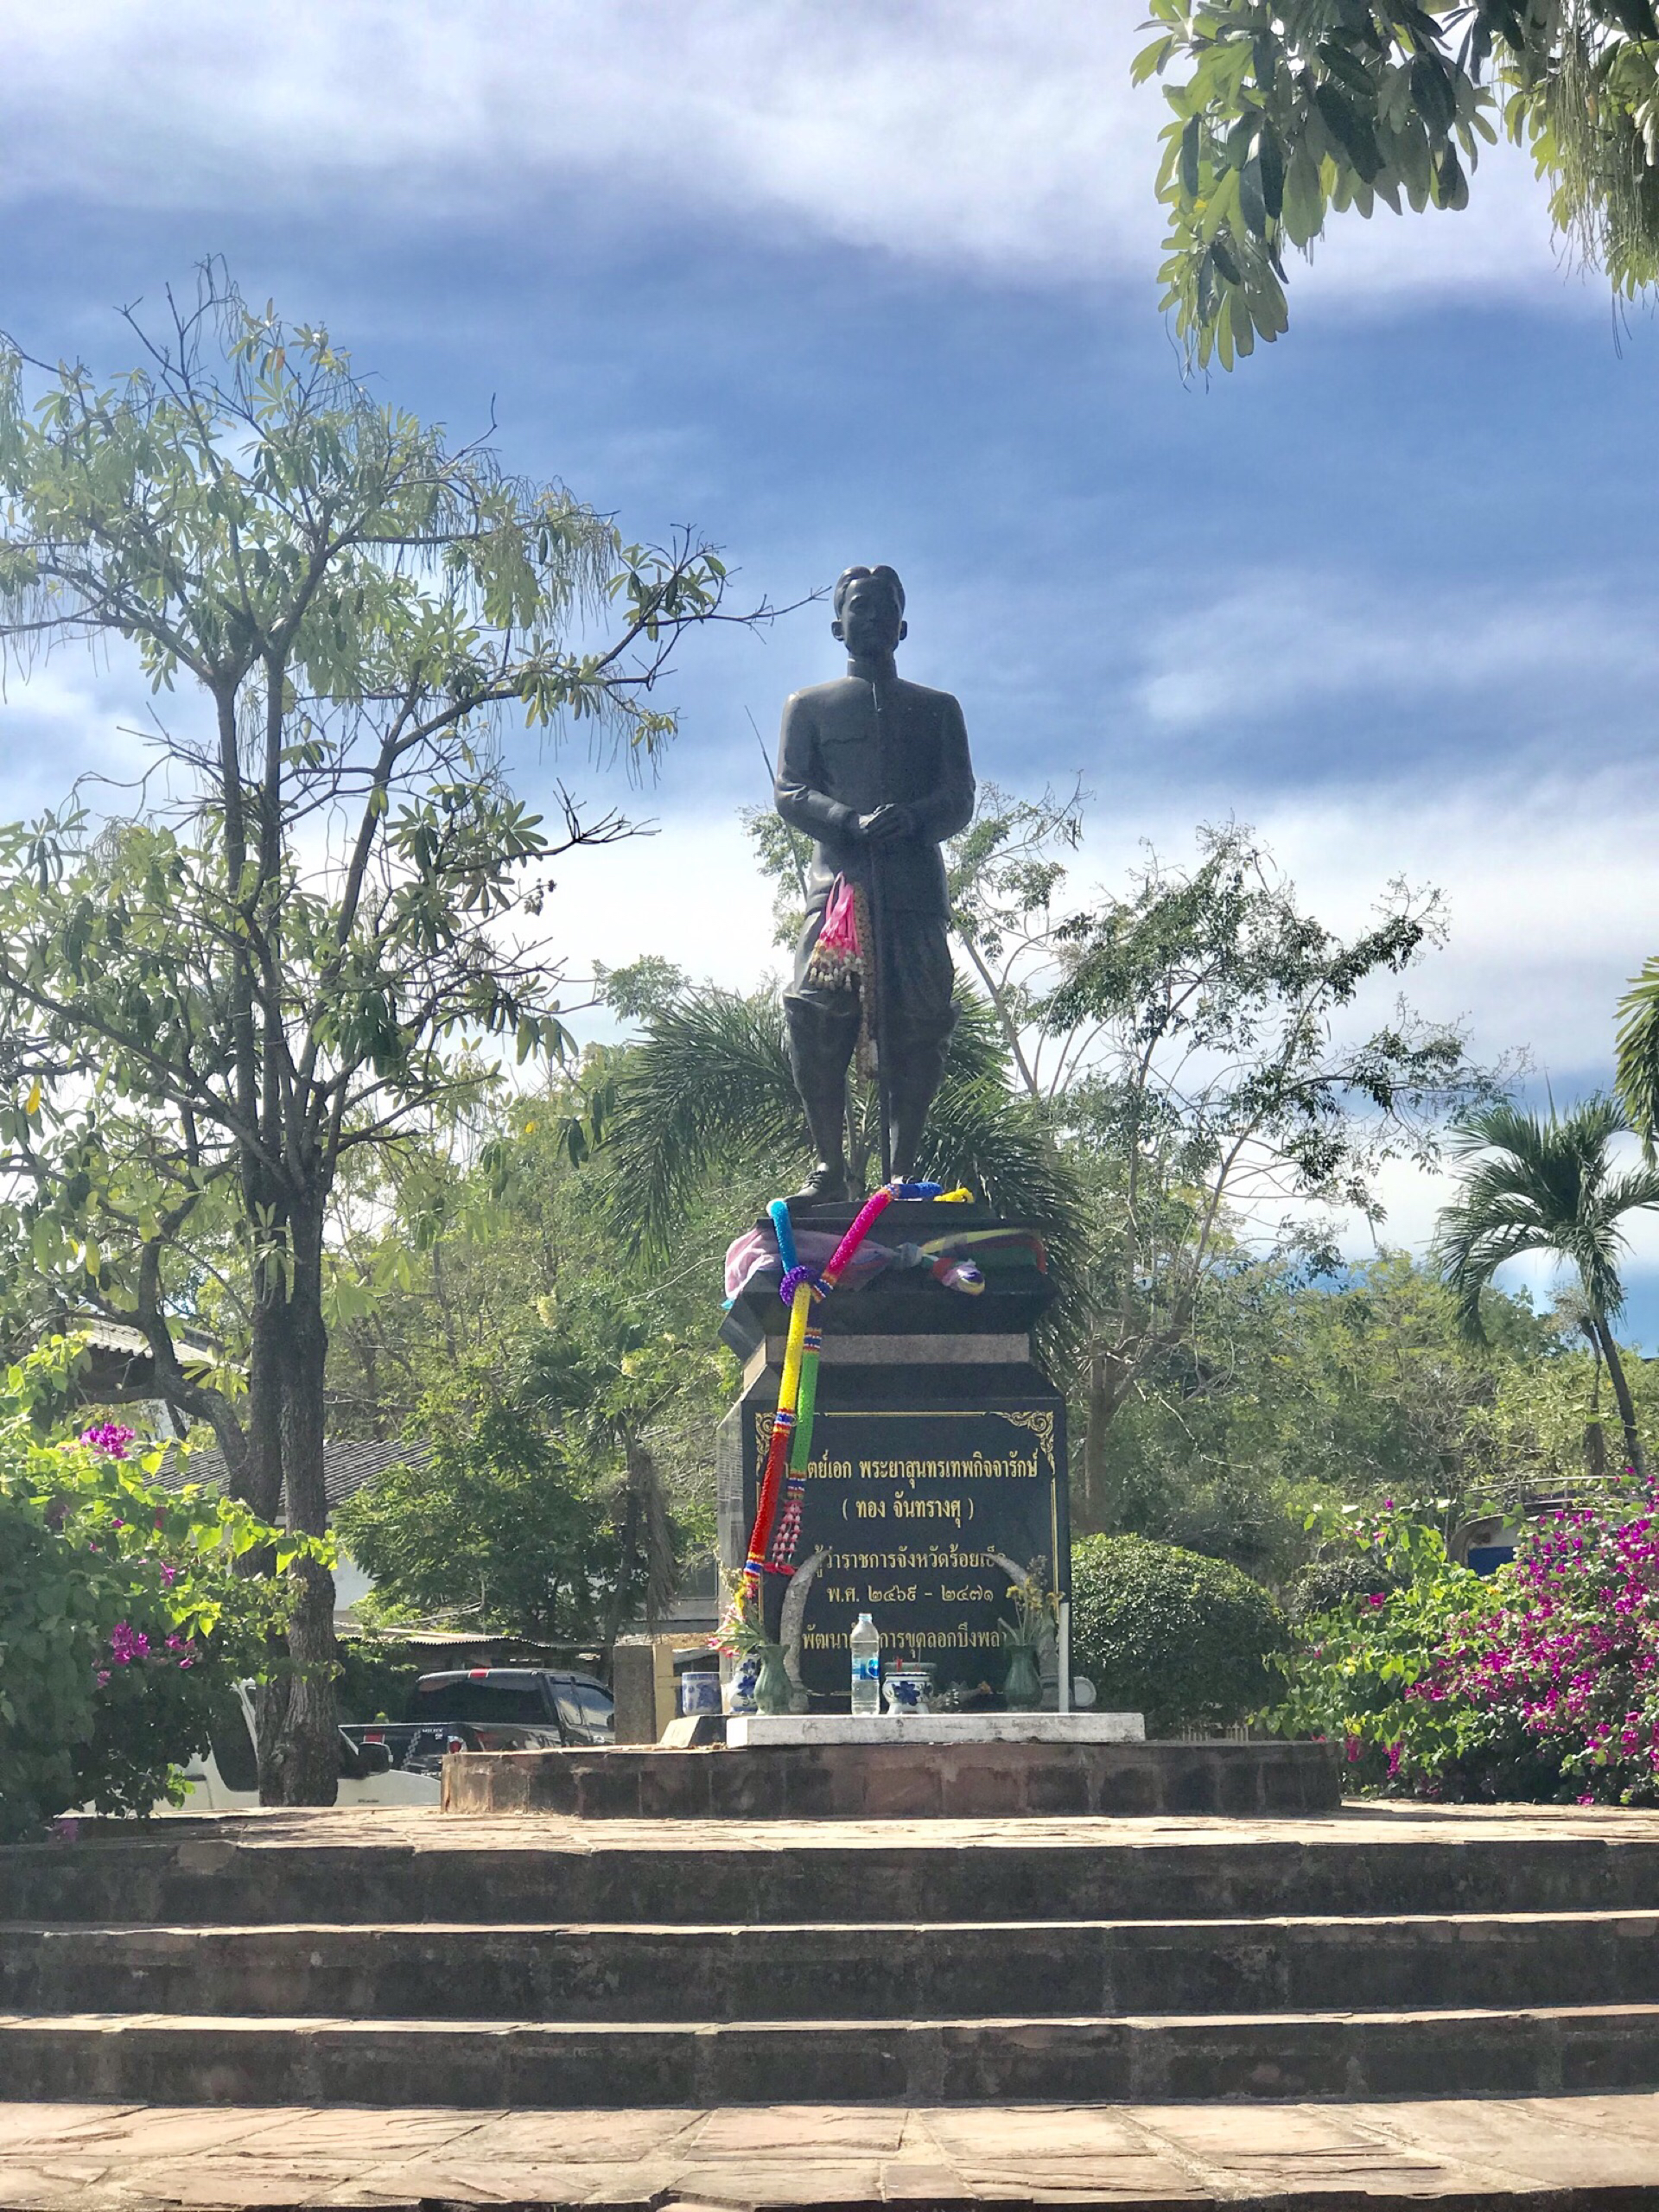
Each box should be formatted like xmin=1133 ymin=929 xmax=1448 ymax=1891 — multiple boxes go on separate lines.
xmin=775 ymin=565 xmax=976 ymax=1200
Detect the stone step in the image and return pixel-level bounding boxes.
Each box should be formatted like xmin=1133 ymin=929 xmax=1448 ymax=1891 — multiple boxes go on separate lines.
xmin=5 ymin=1909 xmax=1658 ymax=2022
xmin=5 ymin=2001 xmax=1659 ymax=2107
xmin=11 ymin=1818 xmax=1659 ymax=1926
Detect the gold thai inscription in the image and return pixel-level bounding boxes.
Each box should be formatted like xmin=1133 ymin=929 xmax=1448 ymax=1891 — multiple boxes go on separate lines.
xmin=748 ymin=1404 xmax=1062 ymax=1681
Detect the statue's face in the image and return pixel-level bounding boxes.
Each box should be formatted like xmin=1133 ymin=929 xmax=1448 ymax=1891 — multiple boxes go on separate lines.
xmin=833 ymin=578 xmax=906 ymax=661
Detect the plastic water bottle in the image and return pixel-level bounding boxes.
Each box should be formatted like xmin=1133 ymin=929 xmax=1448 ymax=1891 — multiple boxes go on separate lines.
xmin=849 ymin=1612 xmax=880 ymax=1716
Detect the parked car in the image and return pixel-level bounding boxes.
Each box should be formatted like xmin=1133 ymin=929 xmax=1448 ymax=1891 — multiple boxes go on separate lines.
xmin=143 ymin=1667 xmax=616 ymax=1814
xmin=380 ymin=1663 xmax=614 ymax=1751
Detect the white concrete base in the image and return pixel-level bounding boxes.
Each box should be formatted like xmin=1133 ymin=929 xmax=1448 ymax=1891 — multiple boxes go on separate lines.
xmin=724 ymin=1712 xmax=1146 ymax=1747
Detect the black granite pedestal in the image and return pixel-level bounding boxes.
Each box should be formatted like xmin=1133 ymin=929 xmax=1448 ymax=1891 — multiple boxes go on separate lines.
xmin=716 ymin=1200 xmax=1067 ymax=1705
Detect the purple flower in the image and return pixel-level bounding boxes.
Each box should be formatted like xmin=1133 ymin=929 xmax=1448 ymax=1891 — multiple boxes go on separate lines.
xmin=79 ymin=1421 xmax=135 ymax=1459
xmin=107 ymin=1622 xmax=149 ymax=1666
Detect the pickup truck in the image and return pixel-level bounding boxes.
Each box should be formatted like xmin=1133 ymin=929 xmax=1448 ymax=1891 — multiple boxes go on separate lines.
xmin=338 ymin=1667 xmax=614 ymax=1774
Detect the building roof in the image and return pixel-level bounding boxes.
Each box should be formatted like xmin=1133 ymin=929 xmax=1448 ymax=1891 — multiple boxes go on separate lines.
xmin=157 ymin=1436 xmax=433 ymax=1512
xmin=56 ymin=1314 xmax=222 ymax=1397
xmin=337 ymin=1625 xmax=600 ymax=1660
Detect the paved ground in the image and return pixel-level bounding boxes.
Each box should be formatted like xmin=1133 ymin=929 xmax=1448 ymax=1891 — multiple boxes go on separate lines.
xmin=8 ymin=2092 xmax=1659 ymax=2205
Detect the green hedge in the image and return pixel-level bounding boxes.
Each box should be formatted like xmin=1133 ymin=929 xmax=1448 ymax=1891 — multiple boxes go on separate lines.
xmin=1069 ymin=1534 xmax=1289 ymax=1735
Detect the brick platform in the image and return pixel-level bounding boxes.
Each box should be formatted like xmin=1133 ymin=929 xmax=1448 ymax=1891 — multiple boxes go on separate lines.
xmin=440 ymin=1738 xmax=1341 ymax=1819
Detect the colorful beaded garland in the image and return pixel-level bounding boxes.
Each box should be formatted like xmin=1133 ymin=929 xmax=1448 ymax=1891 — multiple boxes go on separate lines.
xmin=741 ymin=1179 xmax=935 ymax=1599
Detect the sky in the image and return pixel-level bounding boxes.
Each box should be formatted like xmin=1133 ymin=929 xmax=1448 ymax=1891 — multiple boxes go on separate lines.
xmin=3 ymin=2 xmax=1658 ymax=1328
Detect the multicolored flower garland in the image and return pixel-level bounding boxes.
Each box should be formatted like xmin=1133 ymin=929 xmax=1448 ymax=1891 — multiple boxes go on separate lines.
xmin=741 ymin=1180 xmax=948 ymax=1606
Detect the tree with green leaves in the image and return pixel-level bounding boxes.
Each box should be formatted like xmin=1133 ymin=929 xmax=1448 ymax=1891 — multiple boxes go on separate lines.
xmin=334 ymin=1376 xmax=616 ymax=1648
xmin=1136 ymin=1 xmax=1659 ymax=370
xmin=1433 ymin=1095 xmax=1659 ymax=1477
xmin=0 ymin=267 xmax=760 ymax=1800
xmin=1092 ymin=1247 xmax=1566 ymax=1578
xmin=1025 ymin=823 xmax=1491 ymax=1522
xmin=322 ymin=1072 xmax=734 ymax=1644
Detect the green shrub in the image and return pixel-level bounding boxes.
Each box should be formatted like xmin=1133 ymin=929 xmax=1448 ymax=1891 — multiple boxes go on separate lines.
xmin=0 ymin=1343 xmax=295 ymax=1840
xmin=1069 ymin=1534 xmax=1289 ymax=1734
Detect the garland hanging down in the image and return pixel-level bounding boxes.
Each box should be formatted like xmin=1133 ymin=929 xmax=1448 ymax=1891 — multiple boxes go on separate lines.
xmin=735 ymin=1179 xmax=971 ymax=1611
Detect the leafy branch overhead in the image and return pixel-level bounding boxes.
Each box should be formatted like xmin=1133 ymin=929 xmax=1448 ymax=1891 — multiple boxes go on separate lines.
xmin=1138 ymin=1 xmax=1659 ymax=369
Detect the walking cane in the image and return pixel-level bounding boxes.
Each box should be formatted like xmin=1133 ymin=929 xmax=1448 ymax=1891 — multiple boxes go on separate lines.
xmin=866 ymin=683 xmax=894 ymax=1186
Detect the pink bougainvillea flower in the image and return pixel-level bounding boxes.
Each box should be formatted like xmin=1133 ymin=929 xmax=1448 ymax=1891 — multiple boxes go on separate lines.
xmin=79 ymin=1421 xmax=136 ymax=1459
xmin=107 ymin=1622 xmax=149 ymax=1666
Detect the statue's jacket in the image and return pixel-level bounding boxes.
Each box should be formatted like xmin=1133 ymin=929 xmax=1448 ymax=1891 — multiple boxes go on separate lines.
xmin=774 ymin=673 xmax=976 ymax=918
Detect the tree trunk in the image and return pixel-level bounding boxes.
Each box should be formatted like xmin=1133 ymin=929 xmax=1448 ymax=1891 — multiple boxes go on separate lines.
xmin=1586 ymin=1415 xmax=1608 ymax=1479
xmin=1080 ymin=1351 xmax=1116 ymax=1534
xmin=1584 ymin=1333 xmax=1607 ymax=1479
xmin=271 ymin=1554 xmax=340 ymax=1803
xmin=256 ymin=1201 xmax=340 ymax=1806
xmin=241 ymin=1303 xmax=285 ymax=1525
xmin=1593 ymin=1316 xmax=1646 ymax=1480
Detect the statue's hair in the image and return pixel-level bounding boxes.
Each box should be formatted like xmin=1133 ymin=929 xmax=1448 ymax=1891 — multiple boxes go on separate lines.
xmin=833 ymin=564 xmax=906 ymax=620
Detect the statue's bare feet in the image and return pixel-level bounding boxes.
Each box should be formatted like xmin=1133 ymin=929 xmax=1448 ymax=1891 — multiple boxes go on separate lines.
xmin=797 ymin=1160 xmax=851 ymax=1204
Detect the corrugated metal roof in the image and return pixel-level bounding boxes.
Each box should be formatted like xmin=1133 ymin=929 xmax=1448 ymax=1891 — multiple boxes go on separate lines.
xmin=59 ymin=1314 xmax=220 ymax=1377
xmin=337 ymin=1626 xmax=598 ymax=1656
xmin=156 ymin=1436 xmax=434 ymax=1511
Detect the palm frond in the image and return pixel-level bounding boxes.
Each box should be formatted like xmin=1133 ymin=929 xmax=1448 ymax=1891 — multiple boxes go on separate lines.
xmin=919 ymin=1072 xmax=1084 ymax=1325
xmin=601 ymin=984 xmax=1084 ymax=1343
xmin=602 ymin=990 xmax=805 ymax=1248
xmin=1618 ymin=957 xmax=1659 ymax=1153
xmin=1435 ymin=1090 xmax=1657 ymax=1339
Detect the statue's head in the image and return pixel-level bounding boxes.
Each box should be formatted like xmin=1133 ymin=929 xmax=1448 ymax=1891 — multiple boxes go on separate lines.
xmin=832 ymin=565 xmax=907 ymax=661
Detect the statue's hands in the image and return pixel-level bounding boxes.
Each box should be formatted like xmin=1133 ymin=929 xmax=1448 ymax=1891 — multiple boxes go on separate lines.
xmin=855 ymin=804 xmax=913 ymax=843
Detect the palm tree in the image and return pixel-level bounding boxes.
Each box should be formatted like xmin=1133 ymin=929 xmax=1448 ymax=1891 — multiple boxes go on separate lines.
xmin=1433 ymin=1096 xmax=1659 ymax=1478
xmin=601 ymin=984 xmax=1082 ymax=1310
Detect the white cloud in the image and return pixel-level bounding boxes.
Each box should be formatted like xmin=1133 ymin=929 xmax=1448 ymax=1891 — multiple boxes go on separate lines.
xmin=10 ymin=632 xmax=1659 ymax=1318
xmin=2 ymin=1 xmax=1567 ymax=308
xmin=561 ymin=751 xmax=1653 ymax=1101
xmin=1135 ymin=582 xmax=1659 ymax=733
xmin=550 ymin=805 xmax=779 ymax=1014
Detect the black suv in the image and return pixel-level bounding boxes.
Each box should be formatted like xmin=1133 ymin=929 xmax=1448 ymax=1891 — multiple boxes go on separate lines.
xmin=410 ymin=1667 xmax=614 ymax=1746
xmin=340 ymin=1667 xmax=614 ymax=1776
